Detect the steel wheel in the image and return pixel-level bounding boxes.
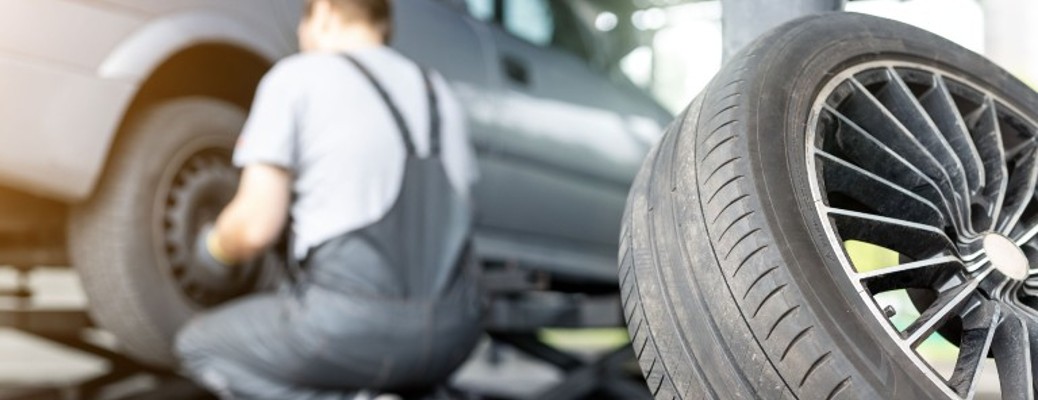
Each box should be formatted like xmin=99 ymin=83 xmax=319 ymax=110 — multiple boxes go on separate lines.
xmin=70 ymin=98 xmax=251 ymax=366
xmin=807 ymin=61 xmax=1038 ymax=399
xmin=157 ymin=144 xmax=256 ymax=307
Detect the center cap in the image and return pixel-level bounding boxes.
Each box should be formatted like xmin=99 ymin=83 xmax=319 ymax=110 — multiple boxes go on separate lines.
xmin=983 ymin=234 xmax=1030 ymax=280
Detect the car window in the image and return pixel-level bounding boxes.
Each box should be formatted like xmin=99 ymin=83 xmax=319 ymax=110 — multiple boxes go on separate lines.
xmin=464 ymin=0 xmax=494 ymax=21
xmin=501 ymin=0 xmax=592 ymax=61
xmin=503 ymin=0 xmax=554 ymax=46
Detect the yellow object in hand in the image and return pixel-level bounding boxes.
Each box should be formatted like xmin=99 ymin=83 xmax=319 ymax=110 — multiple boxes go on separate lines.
xmin=206 ymin=229 xmax=237 ymax=266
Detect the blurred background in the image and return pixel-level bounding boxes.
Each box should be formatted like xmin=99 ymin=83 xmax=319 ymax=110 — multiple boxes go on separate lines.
xmin=577 ymin=0 xmax=1036 ymax=113
xmin=2 ymin=0 xmax=1036 ymax=399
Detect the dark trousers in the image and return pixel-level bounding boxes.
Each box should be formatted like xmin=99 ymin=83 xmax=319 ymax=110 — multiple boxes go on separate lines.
xmin=175 ymin=261 xmax=482 ymax=400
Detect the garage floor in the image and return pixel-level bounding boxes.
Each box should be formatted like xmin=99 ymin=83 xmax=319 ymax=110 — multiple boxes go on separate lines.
xmin=0 ymin=268 xmax=1004 ymax=399
xmin=0 ymin=268 xmax=574 ymax=400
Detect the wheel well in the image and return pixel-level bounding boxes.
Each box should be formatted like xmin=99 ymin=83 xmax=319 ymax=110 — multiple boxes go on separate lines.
xmin=123 ymin=43 xmax=272 ymax=116
xmin=34 ymin=44 xmax=271 ymax=266
xmin=0 ymin=45 xmax=271 ymax=268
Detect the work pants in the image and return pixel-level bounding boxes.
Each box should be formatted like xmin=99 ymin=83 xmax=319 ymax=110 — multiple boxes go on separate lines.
xmin=175 ymin=260 xmax=482 ymax=400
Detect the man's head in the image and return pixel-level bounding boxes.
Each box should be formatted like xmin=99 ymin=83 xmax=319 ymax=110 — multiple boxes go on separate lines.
xmin=299 ymin=0 xmax=392 ymax=53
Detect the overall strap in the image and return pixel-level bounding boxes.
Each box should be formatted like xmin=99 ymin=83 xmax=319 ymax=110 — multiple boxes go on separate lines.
xmin=343 ymin=54 xmax=416 ymax=156
xmin=421 ymin=69 xmax=442 ymax=157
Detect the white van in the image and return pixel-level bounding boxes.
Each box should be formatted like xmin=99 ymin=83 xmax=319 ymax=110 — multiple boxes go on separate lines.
xmin=0 ymin=0 xmax=669 ymax=366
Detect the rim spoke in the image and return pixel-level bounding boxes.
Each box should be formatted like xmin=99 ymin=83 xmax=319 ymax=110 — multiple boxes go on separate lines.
xmin=998 ymin=143 xmax=1038 ymax=234
xmin=1021 ymin=307 xmax=1038 ymax=399
xmin=858 ymin=256 xmax=963 ymax=293
xmin=816 ymin=150 xmax=945 ymax=227
xmin=948 ymin=302 xmax=1001 ymax=399
xmin=902 ymin=268 xmax=990 ymax=347
xmin=880 ymin=68 xmax=971 ymax=209
xmin=992 ymin=313 xmax=1036 ymax=400
xmin=1017 ymin=225 xmax=1038 ymax=248
xmin=965 ymin=98 xmax=1009 ymax=232
xmin=827 ymin=207 xmax=956 ymax=260
xmin=918 ymin=74 xmax=986 ymax=195
xmin=1007 ymin=140 xmax=1037 ymax=161
xmin=841 ymin=78 xmax=968 ymax=229
xmin=824 ymin=106 xmax=966 ymax=233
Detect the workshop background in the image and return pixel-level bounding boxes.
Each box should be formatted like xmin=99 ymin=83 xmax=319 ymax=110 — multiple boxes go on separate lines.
xmin=1 ymin=0 xmax=1036 ymax=399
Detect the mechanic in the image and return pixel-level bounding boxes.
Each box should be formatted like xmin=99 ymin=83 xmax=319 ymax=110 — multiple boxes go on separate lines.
xmin=174 ymin=0 xmax=482 ymax=398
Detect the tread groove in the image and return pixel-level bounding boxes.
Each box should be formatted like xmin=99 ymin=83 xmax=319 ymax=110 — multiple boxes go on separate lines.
xmin=623 ymin=278 xmax=637 ymax=305
xmin=744 ymin=266 xmax=779 ymax=300
xmin=706 ymin=175 xmax=746 ymax=205
xmin=766 ymin=305 xmax=801 ymax=340
xmin=707 ymin=104 xmax=739 ymax=124
xmin=721 ymin=78 xmax=745 ymax=90
xmin=703 ymin=119 xmax=738 ymax=144
xmin=724 ymin=228 xmax=762 ymax=260
xmin=702 ymin=135 xmax=738 ymax=162
xmin=653 ymin=369 xmax=666 ymax=396
xmin=637 ymin=334 xmax=650 ymax=359
xmin=624 ymin=299 xmax=636 ymax=321
xmin=782 ymin=327 xmax=813 ymax=362
xmin=631 ymin=318 xmax=644 ymax=342
xmin=711 ymin=194 xmax=750 ymax=224
xmin=800 ymin=352 xmax=833 ymax=387
xmin=716 ymin=91 xmax=742 ymax=104
xmin=717 ymin=211 xmax=754 ymax=241
xmin=733 ymin=245 xmax=769 ymax=277
xmin=620 ymin=258 xmax=633 ymax=288
xmin=753 ymin=284 xmax=787 ymax=318
xmin=703 ymin=156 xmax=742 ymax=185
xmin=827 ymin=377 xmax=852 ymax=400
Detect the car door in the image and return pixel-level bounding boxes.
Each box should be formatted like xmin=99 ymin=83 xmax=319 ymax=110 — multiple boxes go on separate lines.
xmin=474 ymin=0 xmax=671 ymax=278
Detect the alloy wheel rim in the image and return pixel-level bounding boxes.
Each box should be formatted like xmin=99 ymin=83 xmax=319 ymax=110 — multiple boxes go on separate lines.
xmin=805 ymin=61 xmax=1038 ymax=399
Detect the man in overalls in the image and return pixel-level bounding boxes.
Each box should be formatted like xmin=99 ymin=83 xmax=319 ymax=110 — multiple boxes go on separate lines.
xmin=175 ymin=0 xmax=482 ymax=398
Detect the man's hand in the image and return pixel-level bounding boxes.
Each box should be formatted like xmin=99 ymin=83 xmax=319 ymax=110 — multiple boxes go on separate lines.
xmin=191 ymin=224 xmax=241 ymax=285
xmin=210 ymin=164 xmax=292 ymax=263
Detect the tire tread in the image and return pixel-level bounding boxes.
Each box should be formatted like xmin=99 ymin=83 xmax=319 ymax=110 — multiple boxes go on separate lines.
xmin=620 ymin=31 xmax=866 ymax=399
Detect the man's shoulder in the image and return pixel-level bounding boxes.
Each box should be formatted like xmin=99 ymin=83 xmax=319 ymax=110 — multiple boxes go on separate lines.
xmin=258 ymin=53 xmax=361 ymax=96
xmin=268 ymin=54 xmax=342 ymax=79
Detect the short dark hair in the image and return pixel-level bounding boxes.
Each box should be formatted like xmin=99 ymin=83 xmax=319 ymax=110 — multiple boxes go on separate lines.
xmin=306 ymin=0 xmax=393 ymax=41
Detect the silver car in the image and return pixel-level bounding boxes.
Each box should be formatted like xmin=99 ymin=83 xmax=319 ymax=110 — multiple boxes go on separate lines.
xmin=0 ymin=0 xmax=669 ymax=366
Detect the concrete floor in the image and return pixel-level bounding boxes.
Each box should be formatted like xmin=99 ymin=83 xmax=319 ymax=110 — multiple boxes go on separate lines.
xmin=0 ymin=267 xmax=575 ymax=399
xmin=0 ymin=267 xmax=1008 ymax=399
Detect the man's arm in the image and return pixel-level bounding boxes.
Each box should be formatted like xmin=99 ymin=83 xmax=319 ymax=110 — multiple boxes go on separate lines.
xmin=208 ymin=164 xmax=292 ymax=264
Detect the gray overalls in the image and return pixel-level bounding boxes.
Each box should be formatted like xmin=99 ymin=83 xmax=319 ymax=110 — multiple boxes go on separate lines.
xmin=176 ymin=55 xmax=483 ymax=400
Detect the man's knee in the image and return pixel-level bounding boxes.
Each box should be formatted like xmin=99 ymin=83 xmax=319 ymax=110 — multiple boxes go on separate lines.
xmin=174 ymin=318 xmax=211 ymax=366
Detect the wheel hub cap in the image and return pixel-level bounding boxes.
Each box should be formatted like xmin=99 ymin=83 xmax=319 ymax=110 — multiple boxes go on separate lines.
xmin=984 ymin=233 xmax=1029 ymax=281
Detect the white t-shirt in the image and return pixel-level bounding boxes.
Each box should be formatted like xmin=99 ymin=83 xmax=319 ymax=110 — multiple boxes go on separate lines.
xmin=233 ymin=47 xmax=479 ymax=259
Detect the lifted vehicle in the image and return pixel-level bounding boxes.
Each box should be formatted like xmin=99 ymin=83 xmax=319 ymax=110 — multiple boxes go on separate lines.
xmin=0 ymin=0 xmax=668 ymax=369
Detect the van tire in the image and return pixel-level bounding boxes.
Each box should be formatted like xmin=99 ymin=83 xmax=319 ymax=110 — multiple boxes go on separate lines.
xmin=69 ymin=98 xmax=245 ymax=367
